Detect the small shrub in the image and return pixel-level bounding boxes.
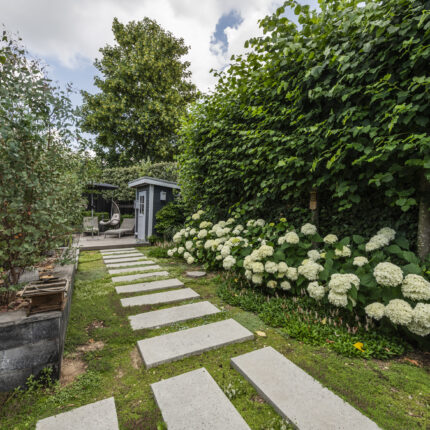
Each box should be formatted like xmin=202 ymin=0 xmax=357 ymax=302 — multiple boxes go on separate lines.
xmin=155 ymin=201 xmax=185 ymax=240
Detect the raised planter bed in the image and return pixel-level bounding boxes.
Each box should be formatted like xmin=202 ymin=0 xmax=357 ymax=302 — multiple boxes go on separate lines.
xmin=0 ymin=252 xmax=78 ymax=392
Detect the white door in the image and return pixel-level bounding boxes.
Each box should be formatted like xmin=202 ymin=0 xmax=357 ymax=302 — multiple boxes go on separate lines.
xmin=137 ymin=191 xmax=146 ymax=241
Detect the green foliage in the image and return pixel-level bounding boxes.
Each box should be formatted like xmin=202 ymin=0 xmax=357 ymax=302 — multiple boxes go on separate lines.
xmin=146 ymin=247 xmax=169 ymax=258
xmin=0 ymin=31 xmax=87 ymax=286
xmin=178 ymin=0 xmax=430 ymax=246
xmin=155 ymin=201 xmax=186 ymax=239
xmin=80 ymin=17 xmax=197 ymax=165
xmin=218 ymin=281 xmax=408 ymax=359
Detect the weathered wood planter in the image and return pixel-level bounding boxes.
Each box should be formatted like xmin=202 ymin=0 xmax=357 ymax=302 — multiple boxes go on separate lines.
xmin=0 ymin=261 xmax=77 ymax=392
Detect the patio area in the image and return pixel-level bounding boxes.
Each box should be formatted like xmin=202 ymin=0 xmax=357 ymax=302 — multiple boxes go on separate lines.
xmin=76 ymin=234 xmax=148 ymax=251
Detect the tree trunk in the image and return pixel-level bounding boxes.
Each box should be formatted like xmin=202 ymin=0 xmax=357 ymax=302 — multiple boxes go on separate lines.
xmin=417 ymin=171 xmax=430 ymax=260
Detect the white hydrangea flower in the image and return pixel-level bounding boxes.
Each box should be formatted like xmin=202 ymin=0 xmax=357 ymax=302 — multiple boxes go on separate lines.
xmin=185 ymin=240 xmax=193 ymax=251
xmin=177 ymin=247 xmax=185 ymax=254
xmin=258 ymin=244 xmax=274 ymax=258
xmin=220 ymin=245 xmax=231 ymax=258
xmin=215 ymin=255 xmax=222 ymax=261
xmin=251 ymin=262 xmax=264 ymax=273
xmin=186 ymin=256 xmax=195 ymax=264
xmin=328 ymin=273 xmax=360 ymax=294
xmin=365 ymin=302 xmax=385 ymax=320
xmin=307 ymin=282 xmax=325 ymax=300
xmin=277 ymin=236 xmax=286 ymax=245
xmin=225 ymin=218 xmax=235 ymax=225
xmin=323 ymin=234 xmax=338 ymax=244
xmin=365 ymin=233 xmax=390 ymax=252
xmin=328 ymin=290 xmax=348 ymax=307
xmin=280 ymin=281 xmax=291 ymax=290
xmin=196 ymin=240 xmax=203 ymax=248
xmin=189 ymin=228 xmax=197 ymax=236
xmin=199 ymin=221 xmax=212 ymax=229
xmin=285 ymin=231 xmax=300 ymax=244
xmin=353 ymin=256 xmax=369 ymax=267
xmin=267 ymin=280 xmax=277 ymax=289
xmin=277 ymin=272 xmax=286 ymax=279
xmin=243 ymin=255 xmax=254 ymax=270
xmin=223 ymin=255 xmax=236 ymax=270
xmin=301 ymin=223 xmax=317 ymax=236
xmin=335 ymin=245 xmax=351 ymax=258
xmin=204 ymin=240 xmax=214 ymax=250
xmin=407 ymin=303 xmax=430 ymax=336
xmin=307 ymin=250 xmax=321 ymax=261
xmin=167 ymin=249 xmax=175 ymax=257
xmin=197 ymin=229 xmax=208 ymax=239
xmin=245 ymin=269 xmax=252 ymax=280
xmin=246 ymin=220 xmax=255 ymax=227
xmin=197 ymin=210 xmax=204 ymax=215
xmin=373 ymin=262 xmax=403 ymax=287
xmin=173 ymin=232 xmax=182 ymax=243
xmin=401 ymin=274 xmax=430 ymax=301
xmin=264 ymin=261 xmax=278 ymax=274
xmin=286 ymin=267 xmax=298 ymax=281
xmin=298 ymin=260 xmax=324 ymax=281
xmin=385 ymin=299 xmax=413 ymax=325
xmin=183 ymin=251 xmax=191 ymax=259
xmin=252 ymin=274 xmax=263 ymax=285
xmin=255 ymin=219 xmax=265 ymax=227
xmin=192 ymin=212 xmax=200 ymax=220
xmin=377 ymin=227 xmax=396 ymax=241
xmin=278 ymin=262 xmax=288 ymax=273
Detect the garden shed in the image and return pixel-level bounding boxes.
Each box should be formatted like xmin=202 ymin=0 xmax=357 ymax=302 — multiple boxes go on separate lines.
xmin=128 ymin=176 xmax=180 ymax=241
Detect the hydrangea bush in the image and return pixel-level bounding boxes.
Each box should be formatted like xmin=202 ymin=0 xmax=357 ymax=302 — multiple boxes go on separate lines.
xmin=168 ymin=211 xmax=430 ymax=339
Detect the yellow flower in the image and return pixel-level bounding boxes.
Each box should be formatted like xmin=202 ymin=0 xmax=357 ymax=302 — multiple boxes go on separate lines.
xmin=280 ymin=217 xmax=287 ymax=222
xmin=269 ymin=222 xmax=275 ymax=227
xmin=320 ymin=252 xmax=326 ymax=259
xmin=353 ymin=342 xmax=364 ymax=352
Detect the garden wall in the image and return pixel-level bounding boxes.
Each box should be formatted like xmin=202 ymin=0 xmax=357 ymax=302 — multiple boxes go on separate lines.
xmin=0 ymin=261 xmax=76 ymax=392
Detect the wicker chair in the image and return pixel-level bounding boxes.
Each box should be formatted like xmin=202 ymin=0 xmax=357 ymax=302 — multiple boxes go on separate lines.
xmin=83 ymin=217 xmax=99 ymax=236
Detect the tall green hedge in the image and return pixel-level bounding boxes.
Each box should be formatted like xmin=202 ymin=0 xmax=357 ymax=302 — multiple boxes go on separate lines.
xmin=178 ymin=0 xmax=430 ymax=248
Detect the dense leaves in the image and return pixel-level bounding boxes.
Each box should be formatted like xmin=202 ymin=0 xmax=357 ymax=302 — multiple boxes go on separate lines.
xmin=0 ymin=33 xmax=86 ymax=286
xmin=178 ymin=0 xmax=430 ymax=246
xmin=81 ymin=18 xmax=197 ymax=165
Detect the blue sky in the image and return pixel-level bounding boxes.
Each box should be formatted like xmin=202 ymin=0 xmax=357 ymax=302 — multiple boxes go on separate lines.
xmin=1 ymin=0 xmax=319 ymax=107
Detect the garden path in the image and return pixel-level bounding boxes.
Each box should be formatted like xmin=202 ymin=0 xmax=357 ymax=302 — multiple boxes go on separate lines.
xmin=36 ymin=247 xmax=381 ymax=429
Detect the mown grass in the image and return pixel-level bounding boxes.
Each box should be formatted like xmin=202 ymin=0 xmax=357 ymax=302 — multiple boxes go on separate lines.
xmin=1 ymin=247 xmax=429 ymax=429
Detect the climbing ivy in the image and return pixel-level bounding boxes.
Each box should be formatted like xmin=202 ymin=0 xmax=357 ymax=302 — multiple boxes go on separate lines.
xmin=178 ymin=0 xmax=430 ymax=247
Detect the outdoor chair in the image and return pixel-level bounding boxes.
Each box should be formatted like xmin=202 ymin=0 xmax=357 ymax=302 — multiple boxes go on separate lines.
xmin=104 ymin=218 xmax=135 ymax=238
xmin=83 ymin=217 xmax=99 ymax=236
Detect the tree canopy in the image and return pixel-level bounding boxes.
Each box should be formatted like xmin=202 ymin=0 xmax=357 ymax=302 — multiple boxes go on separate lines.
xmin=80 ymin=17 xmax=197 ymax=166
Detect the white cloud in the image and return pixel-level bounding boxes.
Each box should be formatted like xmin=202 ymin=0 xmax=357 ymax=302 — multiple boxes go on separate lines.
xmin=0 ymin=0 xmax=284 ymax=92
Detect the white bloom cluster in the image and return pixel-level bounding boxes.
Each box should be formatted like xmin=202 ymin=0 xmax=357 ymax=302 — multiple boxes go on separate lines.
xmin=167 ymin=248 xmax=177 ymax=257
xmin=265 ymin=261 xmax=278 ymax=274
xmin=232 ymin=225 xmax=244 ymax=235
xmin=191 ymin=210 xmax=204 ymax=220
xmin=328 ymin=290 xmax=348 ymax=307
xmin=307 ymin=250 xmax=321 ymax=261
xmin=298 ymin=260 xmax=323 ymax=281
xmin=251 ymin=262 xmax=264 ymax=273
xmin=407 ymin=303 xmax=430 ymax=336
xmin=257 ymin=244 xmax=274 ymax=258
xmin=307 ymin=282 xmax=325 ymax=300
xmin=223 ymin=255 xmax=236 ymax=270
xmin=328 ymin=273 xmax=360 ymax=294
xmin=373 ymin=262 xmax=403 ymax=287
xmin=401 ymin=274 xmax=430 ymax=301
xmin=185 ymin=240 xmax=193 ymax=251
xmin=365 ymin=227 xmax=395 ymax=252
xmin=335 ymin=246 xmax=351 ymax=258
xmin=384 ymin=299 xmax=413 ymax=325
xmin=197 ymin=229 xmax=208 ymax=239
xmin=301 ymin=223 xmax=317 ymax=236
xmin=267 ymin=280 xmax=277 ymax=289
xmin=365 ymin=302 xmax=385 ymax=320
xmin=199 ymin=221 xmax=212 ymax=229
xmin=255 ymin=219 xmax=265 ymax=227
xmin=284 ymin=231 xmax=300 ymax=244
xmin=252 ymin=274 xmax=263 ymax=284
xmin=353 ymin=256 xmax=368 ymax=267
xmin=323 ymin=234 xmax=338 ymax=244
xmin=177 ymin=246 xmax=185 ymax=254
xmin=278 ymin=262 xmax=288 ymax=273
xmin=280 ymin=280 xmax=291 ymax=290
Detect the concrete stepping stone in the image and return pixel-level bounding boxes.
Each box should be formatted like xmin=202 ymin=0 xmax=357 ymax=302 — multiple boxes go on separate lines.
xmin=103 ymin=251 xmax=144 ymax=261
xmin=106 ymin=260 xmax=154 ymax=268
xmin=121 ymin=287 xmax=199 ymax=308
xmin=138 ymin=318 xmax=254 ymax=369
xmin=115 ymin=278 xmax=184 ymax=294
xmin=129 ymin=301 xmax=220 ymax=330
xmin=231 ymin=347 xmax=380 ymax=430
xmin=108 ymin=264 xmax=161 ymax=275
xmin=112 ymin=271 xmax=169 ymax=283
xmin=186 ymin=271 xmax=206 ymax=278
xmin=36 ymin=397 xmax=119 ymax=430
xmin=103 ymin=256 xmax=147 ymax=264
xmin=151 ymin=368 xmax=250 ymax=430
xmin=101 ymin=249 xmax=137 ymax=255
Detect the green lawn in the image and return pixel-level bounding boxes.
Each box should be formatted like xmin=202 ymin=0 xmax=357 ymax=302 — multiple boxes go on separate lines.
xmin=1 ymin=247 xmax=429 ymax=429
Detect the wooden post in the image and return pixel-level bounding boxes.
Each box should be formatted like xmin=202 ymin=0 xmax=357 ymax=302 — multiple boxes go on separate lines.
xmin=310 ymin=189 xmax=318 ymax=226
xmin=417 ymin=171 xmax=430 ymax=260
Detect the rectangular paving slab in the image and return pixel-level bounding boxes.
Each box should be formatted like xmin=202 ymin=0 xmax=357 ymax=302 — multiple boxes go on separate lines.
xmin=115 ymin=278 xmax=184 ymax=294
xmin=103 ymin=252 xmax=143 ymax=260
xmin=36 ymin=397 xmax=119 ymax=430
xmin=151 ymin=368 xmax=250 ymax=430
xmin=101 ymin=249 xmax=137 ymax=255
xmin=121 ymin=287 xmax=199 ymax=308
xmin=138 ymin=318 xmax=254 ymax=369
xmin=108 ymin=264 xmax=161 ymax=275
xmin=112 ymin=271 xmax=169 ymax=284
xmin=231 ymin=347 xmax=380 ymax=430
xmin=105 ymin=260 xmax=154 ymax=268
xmin=129 ymin=301 xmax=220 ymax=330
xmin=103 ymin=256 xmax=147 ymax=264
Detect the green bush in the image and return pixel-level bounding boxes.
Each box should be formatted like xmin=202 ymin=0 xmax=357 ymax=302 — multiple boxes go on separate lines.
xmin=155 ymin=201 xmax=185 ymax=240
xmin=178 ymin=0 xmax=430 ymax=248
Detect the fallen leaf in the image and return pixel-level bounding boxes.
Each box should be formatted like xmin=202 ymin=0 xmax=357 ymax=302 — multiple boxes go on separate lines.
xmin=403 ymin=358 xmax=421 ymax=367
xmin=255 ymin=331 xmax=267 ymax=337
xmin=353 ymin=342 xmax=364 ymax=352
